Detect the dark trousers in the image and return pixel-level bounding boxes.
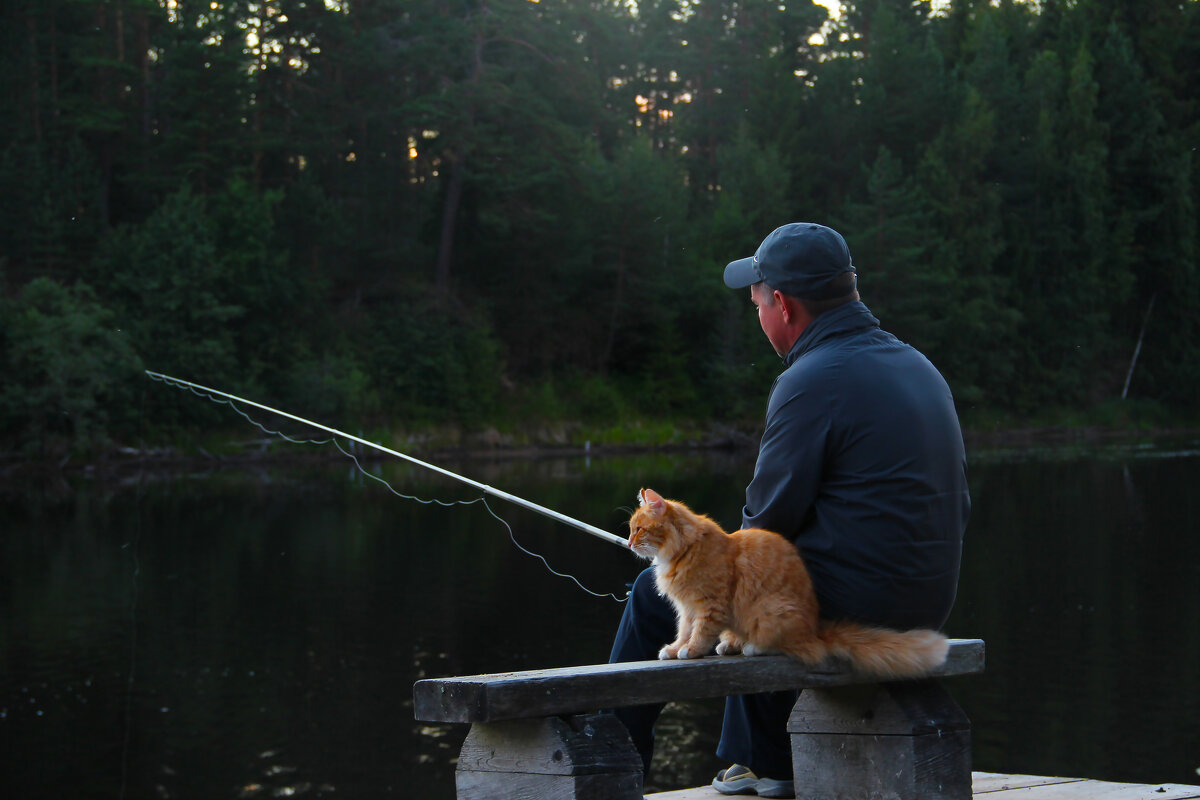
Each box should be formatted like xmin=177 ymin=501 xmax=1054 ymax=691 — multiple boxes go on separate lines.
xmin=608 ymin=567 xmax=797 ymax=780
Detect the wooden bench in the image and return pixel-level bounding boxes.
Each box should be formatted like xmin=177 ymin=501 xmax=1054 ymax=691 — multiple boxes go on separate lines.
xmin=413 ymin=638 xmax=985 ymax=800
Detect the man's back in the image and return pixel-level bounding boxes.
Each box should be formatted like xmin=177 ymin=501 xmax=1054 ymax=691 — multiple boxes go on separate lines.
xmin=743 ymin=301 xmax=969 ymax=630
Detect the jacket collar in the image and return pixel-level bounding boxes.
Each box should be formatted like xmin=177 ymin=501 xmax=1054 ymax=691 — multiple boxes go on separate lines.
xmin=783 ymin=301 xmax=880 ymax=367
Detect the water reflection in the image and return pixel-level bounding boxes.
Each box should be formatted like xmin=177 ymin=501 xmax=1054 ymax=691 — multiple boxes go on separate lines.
xmin=1 ymin=441 xmax=1199 ymax=799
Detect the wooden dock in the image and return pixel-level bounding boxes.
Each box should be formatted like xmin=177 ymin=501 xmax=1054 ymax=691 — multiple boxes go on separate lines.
xmin=646 ymin=772 xmax=1200 ymax=799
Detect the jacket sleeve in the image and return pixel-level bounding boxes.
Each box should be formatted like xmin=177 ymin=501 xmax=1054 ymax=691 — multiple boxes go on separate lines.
xmin=741 ymin=382 xmax=830 ymax=540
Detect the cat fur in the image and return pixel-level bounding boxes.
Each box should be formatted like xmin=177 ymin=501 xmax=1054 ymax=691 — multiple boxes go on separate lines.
xmin=627 ymin=488 xmax=949 ymax=679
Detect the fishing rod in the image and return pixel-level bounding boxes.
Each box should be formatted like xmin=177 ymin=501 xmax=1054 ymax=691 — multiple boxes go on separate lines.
xmin=144 ymin=370 xmax=630 ymax=550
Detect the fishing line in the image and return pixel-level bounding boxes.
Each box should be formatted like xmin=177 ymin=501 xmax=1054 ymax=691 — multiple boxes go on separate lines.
xmin=145 ymin=371 xmax=629 ymax=602
xmin=330 ymin=437 xmax=627 ymax=601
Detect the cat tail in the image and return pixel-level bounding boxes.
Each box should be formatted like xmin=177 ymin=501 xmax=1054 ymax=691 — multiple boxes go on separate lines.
xmin=815 ymin=621 xmax=949 ymax=679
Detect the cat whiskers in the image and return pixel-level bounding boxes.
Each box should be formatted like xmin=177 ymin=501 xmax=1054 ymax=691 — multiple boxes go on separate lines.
xmin=631 ymin=542 xmax=658 ymax=559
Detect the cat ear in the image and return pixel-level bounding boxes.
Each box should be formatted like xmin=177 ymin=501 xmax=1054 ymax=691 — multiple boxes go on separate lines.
xmin=641 ymin=488 xmax=667 ymax=514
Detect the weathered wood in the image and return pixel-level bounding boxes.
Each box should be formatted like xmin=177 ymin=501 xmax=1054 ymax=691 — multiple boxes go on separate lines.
xmin=971 ymin=773 xmax=1086 ymax=793
xmin=978 ymin=781 xmax=1200 ymax=799
xmin=457 ymin=715 xmax=643 ymax=776
xmin=457 ymin=771 xmax=642 ymax=800
xmin=644 ymin=774 xmax=1200 ymax=800
xmin=413 ymin=638 xmax=984 ymax=724
xmin=415 ymin=638 xmax=984 ymax=800
xmin=787 ymin=679 xmax=972 ymax=735
xmin=644 ymin=788 xmax=725 ymax=800
xmin=787 ymin=680 xmax=973 ymax=800
xmin=455 ymin=714 xmax=642 ymax=800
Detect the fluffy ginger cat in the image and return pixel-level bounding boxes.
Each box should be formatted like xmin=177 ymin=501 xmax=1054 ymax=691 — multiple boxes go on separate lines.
xmin=627 ymin=488 xmax=949 ymax=678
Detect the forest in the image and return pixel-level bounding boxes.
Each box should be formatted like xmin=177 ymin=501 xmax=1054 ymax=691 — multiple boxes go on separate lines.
xmin=1 ymin=0 xmax=1197 ymax=458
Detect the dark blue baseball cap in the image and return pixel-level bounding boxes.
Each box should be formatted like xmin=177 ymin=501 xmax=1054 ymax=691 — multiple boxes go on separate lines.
xmin=723 ymin=222 xmax=856 ymax=300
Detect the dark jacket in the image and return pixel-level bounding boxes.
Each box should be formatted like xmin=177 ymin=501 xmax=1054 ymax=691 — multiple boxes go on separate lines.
xmin=742 ymin=301 xmax=969 ymax=630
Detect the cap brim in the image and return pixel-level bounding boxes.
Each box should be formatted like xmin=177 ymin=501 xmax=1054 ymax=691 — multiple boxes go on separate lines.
xmin=723 ymin=256 xmax=761 ymax=289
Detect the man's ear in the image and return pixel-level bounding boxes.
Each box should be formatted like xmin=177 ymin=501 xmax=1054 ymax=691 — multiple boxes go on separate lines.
xmin=774 ymin=290 xmax=789 ymax=322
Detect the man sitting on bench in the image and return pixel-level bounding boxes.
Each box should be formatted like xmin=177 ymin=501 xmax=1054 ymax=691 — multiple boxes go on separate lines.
xmin=608 ymin=222 xmax=972 ymax=798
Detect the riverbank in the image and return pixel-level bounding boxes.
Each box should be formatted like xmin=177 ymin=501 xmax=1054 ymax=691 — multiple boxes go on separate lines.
xmin=5 ymin=413 xmax=1200 ymax=479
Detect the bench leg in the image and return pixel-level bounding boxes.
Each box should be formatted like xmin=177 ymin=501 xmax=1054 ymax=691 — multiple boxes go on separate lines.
xmin=454 ymin=713 xmax=643 ymax=800
xmin=787 ymin=679 xmax=972 ymax=800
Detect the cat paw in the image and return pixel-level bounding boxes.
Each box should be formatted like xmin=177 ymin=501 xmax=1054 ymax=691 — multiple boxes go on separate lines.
xmin=677 ymin=646 xmax=693 ymax=659
xmin=743 ymin=643 xmax=763 ymax=657
xmin=716 ymin=633 xmax=744 ymax=656
xmin=658 ymin=646 xmax=676 ymax=660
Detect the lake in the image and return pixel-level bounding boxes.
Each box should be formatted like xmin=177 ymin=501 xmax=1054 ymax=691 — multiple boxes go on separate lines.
xmin=2 ymin=438 xmax=1199 ymax=799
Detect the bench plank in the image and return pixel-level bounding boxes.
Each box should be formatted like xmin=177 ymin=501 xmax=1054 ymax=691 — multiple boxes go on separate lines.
xmin=414 ymin=638 xmax=984 ymax=724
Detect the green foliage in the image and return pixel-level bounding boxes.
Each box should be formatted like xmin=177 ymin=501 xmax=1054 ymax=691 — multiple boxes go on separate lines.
xmin=86 ymin=179 xmax=330 ymax=429
xmin=361 ymin=293 xmax=503 ymax=428
xmin=0 ymin=136 xmax=103 ymax=276
xmin=839 ymin=146 xmax=938 ymax=345
xmin=564 ymin=374 xmax=634 ymax=424
xmin=512 ymin=379 xmax=568 ymax=424
xmin=1 ymin=0 xmax=1198 ymax=458
xmin=0 ymin=278 xmax=142 ymax=455
xmin=92 ymin=185 xmax=243 ymax=393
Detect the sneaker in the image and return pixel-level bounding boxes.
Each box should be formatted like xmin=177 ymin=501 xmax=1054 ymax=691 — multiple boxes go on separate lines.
xmin=712 ymin=764 xmax=795 ymax=798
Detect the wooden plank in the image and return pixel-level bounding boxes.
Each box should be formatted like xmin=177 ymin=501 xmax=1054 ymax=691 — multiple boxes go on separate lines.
xmin=644 ymin=787 xmax=722 ymax=799
xmin=645 ymin=774 xmax=1200 ymax=800
xmin=972 ymin=773 xmax=1086 ymax=792
xmin=457 ymin=770 xmax=642 ymax=800
xmin=652 ymin=777 xmax=1200 ymax=800
xmin=414 ymin=638 xmax=985 ymax=723
xmin=980 ymin=779 xmax=1200 ymax=799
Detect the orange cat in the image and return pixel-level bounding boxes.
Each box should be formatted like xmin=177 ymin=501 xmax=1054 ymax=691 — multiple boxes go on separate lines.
xmin=627 ymin=488 xmax=948 ymax=678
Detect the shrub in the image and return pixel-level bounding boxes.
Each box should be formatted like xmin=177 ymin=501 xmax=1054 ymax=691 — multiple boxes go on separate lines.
xmin=0 ymin=278 xmax=142 ymax=456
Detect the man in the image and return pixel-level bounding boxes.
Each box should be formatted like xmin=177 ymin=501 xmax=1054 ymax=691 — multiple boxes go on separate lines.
xmin=609 ymin=222 xmax=970 ymax=798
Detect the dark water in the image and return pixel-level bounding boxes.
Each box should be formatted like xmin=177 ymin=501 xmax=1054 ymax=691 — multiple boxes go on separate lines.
xmin=2 ymin=441 xmax=1199 ymax=799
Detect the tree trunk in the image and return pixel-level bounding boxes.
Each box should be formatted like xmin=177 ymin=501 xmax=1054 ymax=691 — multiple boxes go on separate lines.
xmin=1121 ymin=292 xmax=1157 ymax=399
xmin=26 ymin=10 xmax=41 ymax=144
xmin=433 ymin=27 xmax=485 ymax=304
xmin=138 ymin=11 xmax=151 ymax=160
xmin=600 ymin=230 xmax=629 ymax=374
xmin=435 ymin=151 xmax=466 ymax=302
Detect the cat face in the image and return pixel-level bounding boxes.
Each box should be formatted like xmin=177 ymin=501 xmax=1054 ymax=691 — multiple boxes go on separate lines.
xmin=628 ymin=488 xmax=670 ymax=559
